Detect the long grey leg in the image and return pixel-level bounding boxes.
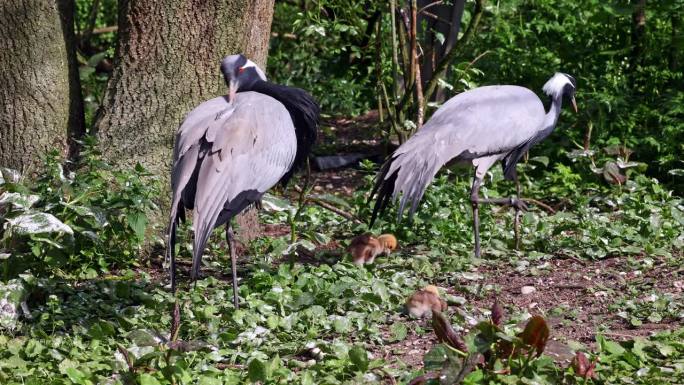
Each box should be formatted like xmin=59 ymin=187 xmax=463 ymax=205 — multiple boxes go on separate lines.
xmin=470 ymin=177 xmax=483 ymax=258
xmin=226 ymin=224 xmax=239 ymax=309
xmin=469 ymin=156 xmax=528 ymax=258
xmin=514 ymin=173 xmax=522 ymax=250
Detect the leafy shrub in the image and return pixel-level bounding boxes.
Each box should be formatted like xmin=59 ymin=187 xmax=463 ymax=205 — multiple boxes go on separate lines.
xmin=268 ymin=1 xmax=381 ymax=115
xmin=0 ymin=137 xmax=159 ymax=279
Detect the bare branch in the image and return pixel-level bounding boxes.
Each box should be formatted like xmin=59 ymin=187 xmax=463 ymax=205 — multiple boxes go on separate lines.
xmin=418 ymin=1 xmax=444 ymax=16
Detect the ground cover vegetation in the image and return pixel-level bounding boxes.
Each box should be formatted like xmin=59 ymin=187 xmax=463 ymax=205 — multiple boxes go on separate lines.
xmin=0 ymin=0 xmax=683 ymax=384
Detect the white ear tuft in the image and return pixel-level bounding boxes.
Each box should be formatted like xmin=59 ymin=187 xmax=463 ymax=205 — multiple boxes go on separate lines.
xmin=244 ymin=60 xmax=267 ymax=81
xmin=542 ymin=73 xmax=573 ymax=98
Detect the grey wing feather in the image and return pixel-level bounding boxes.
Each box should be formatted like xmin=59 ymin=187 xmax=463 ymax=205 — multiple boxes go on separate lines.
xmin=167 ymin=97 xmax=236 ymax=266
xmin=371 ymin=85 xmax=546 ymax=222
xmin=190 ymin=92 xmax=297 ymax=277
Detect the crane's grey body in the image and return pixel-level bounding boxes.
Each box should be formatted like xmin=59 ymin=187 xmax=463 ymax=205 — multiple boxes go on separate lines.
xmin=169 ymin=92 xmax=296 ymax=275
xmin=167 ymin=54 xmax=319 ymax=308
xmin=371 ymin=73 xmax=576 ymax=257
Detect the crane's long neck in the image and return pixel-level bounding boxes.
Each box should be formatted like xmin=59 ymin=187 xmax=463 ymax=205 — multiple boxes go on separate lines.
xmin=543 ymin=95 xmax=563 ymax=132
xmin=533 ymin=94 xmax=563 ymax=143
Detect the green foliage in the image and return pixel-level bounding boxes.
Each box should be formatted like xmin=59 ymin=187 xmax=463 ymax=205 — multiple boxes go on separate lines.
xmin=269 ymin=1 xmax=383 ymax=115
xmin=0 ymin=137 xmax=159 ymax=279
xmin=595 ymin=330 xmax=684 ymax=384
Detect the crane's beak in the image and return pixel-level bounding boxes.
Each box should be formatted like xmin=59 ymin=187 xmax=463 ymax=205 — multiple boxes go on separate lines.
xmin=228 ymin=79 xmax=239 ymax=104
xmin=571 ymin=96 xmax=578 ymax=113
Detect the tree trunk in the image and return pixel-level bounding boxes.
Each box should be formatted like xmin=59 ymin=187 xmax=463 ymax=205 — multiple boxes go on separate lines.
xmin=630 ymin=0 xmax=646 ymax=74
xmin=0 ymin=0 xmax=84 ymax=174
xmin=418 ymin=0 xmax=465 ymax=102
xmin=95 ymin=0 xmax=274 ymax=243
xmin=94 ymin=0 xmax=275 ymax=175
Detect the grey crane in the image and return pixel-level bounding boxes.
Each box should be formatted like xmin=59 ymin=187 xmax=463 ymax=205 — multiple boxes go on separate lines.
xmin=167 ymin=54 xmax=319 ymax=308
xmin=370 ymin=72 xmax=577 ymax=257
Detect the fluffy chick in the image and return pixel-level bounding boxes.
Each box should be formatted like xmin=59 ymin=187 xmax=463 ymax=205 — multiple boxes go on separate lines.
xmin=405 ymin=285 xmax=447 ymax=318
xmin=377 ymin=234 xmax=398 ymax=255
xmin=348 ymin=233 xmax=398 ymax=265
xmin=348 ymin=234 xmax=381 ymax=264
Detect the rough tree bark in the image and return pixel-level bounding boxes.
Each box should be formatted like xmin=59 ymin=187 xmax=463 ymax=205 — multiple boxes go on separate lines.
xmin=0 ymin=0 xmax=84 ymax=174
xmin=94 ymin=0 xmax=275 ymax=242
xmin=94 ymin=0 xmax=275 ymax=175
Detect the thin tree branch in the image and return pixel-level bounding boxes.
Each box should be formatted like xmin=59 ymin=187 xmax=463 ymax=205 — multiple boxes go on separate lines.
xmin=465 ymin=50 xmax=490 ymax=70
xmin=521 ymin=198 xmax=556 ymax=214
xmin=375 ymin=20 xmax=384 ymax=123
xmin=292 ymin=186 xmax=363 ymax=224
xmin=80 ymin=0 xmax=101 ymax=45
xmin=91 ymin=25 xmax=118 ymax=34
xmin=423 ymin=0 xmax=485 ymax=103
xmin=420 ymin=10 xmax=452 ymax=24
xmin=406 ymin=6 xmax=416 ymax=91
xmin=390 ymin=0 xmax=401 ymax=103
xmin=418 ymin=0 xmax=444 ymax=16
xmin=411 ymin=0 xmax=424 ymax=129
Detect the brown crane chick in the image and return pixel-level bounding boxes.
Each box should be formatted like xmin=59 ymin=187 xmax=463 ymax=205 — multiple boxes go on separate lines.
xmin=348 ymin=234 xmax=382 ymax=265
xmin=377 ymin=234 xmax=398 ymax=257
xmin=405 ymin=285 xmax=447 ymax=318
xmin=348 ymin=233 xmax=398 ymax=265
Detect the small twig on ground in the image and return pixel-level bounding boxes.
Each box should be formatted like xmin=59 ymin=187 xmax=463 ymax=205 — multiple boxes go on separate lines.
xmin=601 ymin=331 xmax=641 ymax=339
xmin=522 ymin=198 xmax=556 ymax=213
xmin=373 ymin=368 xmax=398 ymax=385
xmin=292 ymin=185 xmax=364 ymax=224
xmin=555 ymin=252 xmax=588 ymax=266
xmin=554 ymin=284 xmax=588 ymax=290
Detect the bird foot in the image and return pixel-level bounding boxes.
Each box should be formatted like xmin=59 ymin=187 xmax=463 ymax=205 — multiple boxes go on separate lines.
xmin=510 ymin=198 xmax=528 ymax=211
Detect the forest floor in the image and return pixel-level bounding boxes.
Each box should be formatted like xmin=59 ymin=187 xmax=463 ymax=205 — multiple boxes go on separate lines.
xmin=4 ymin=113 xmax=682 ymax=384
xmin=172 ymin=112 xmax=683 ymax=372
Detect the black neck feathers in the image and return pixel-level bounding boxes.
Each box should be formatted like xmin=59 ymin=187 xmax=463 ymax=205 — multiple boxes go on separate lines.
xmin=245 ymin=80 xmax=319 ymax=185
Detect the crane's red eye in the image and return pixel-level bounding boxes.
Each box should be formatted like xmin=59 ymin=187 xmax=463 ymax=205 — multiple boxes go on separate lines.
xmin=238 ymin=67 xmax=245 ymax=74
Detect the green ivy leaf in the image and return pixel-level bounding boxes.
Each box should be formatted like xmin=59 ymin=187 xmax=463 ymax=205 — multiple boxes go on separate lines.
xmin=126 ymin=212 xmax=147 ymax=241
xmin=138 ymin=373 xmax=162 ymax=385
xmin=349 ymin=345 xmax=369 ymax=372
xmin=248 ymin=358 xmax=270 ymax=382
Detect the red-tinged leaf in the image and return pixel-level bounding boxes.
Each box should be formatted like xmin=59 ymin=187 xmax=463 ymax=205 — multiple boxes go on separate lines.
xmin=497 ymin=339 xmax=515 ymax=359
xmin=433 ymin=310 xmax=467 ymax=352
xmin=116 ymin=344 xmax=135 ymax=373
xmin=571 ymin=351 xmax=597 ymax=379
xmin=491 ymin=297 xmax=504 ymax=326
xmin=519 ymin=315 xmax=549 ymax=356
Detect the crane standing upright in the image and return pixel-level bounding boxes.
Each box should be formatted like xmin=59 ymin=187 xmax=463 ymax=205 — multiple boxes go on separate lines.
xmin=370 ymin=73 xmax=577 ymax=257
xmin=167 ymin=54 xmax=319 ymax=308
